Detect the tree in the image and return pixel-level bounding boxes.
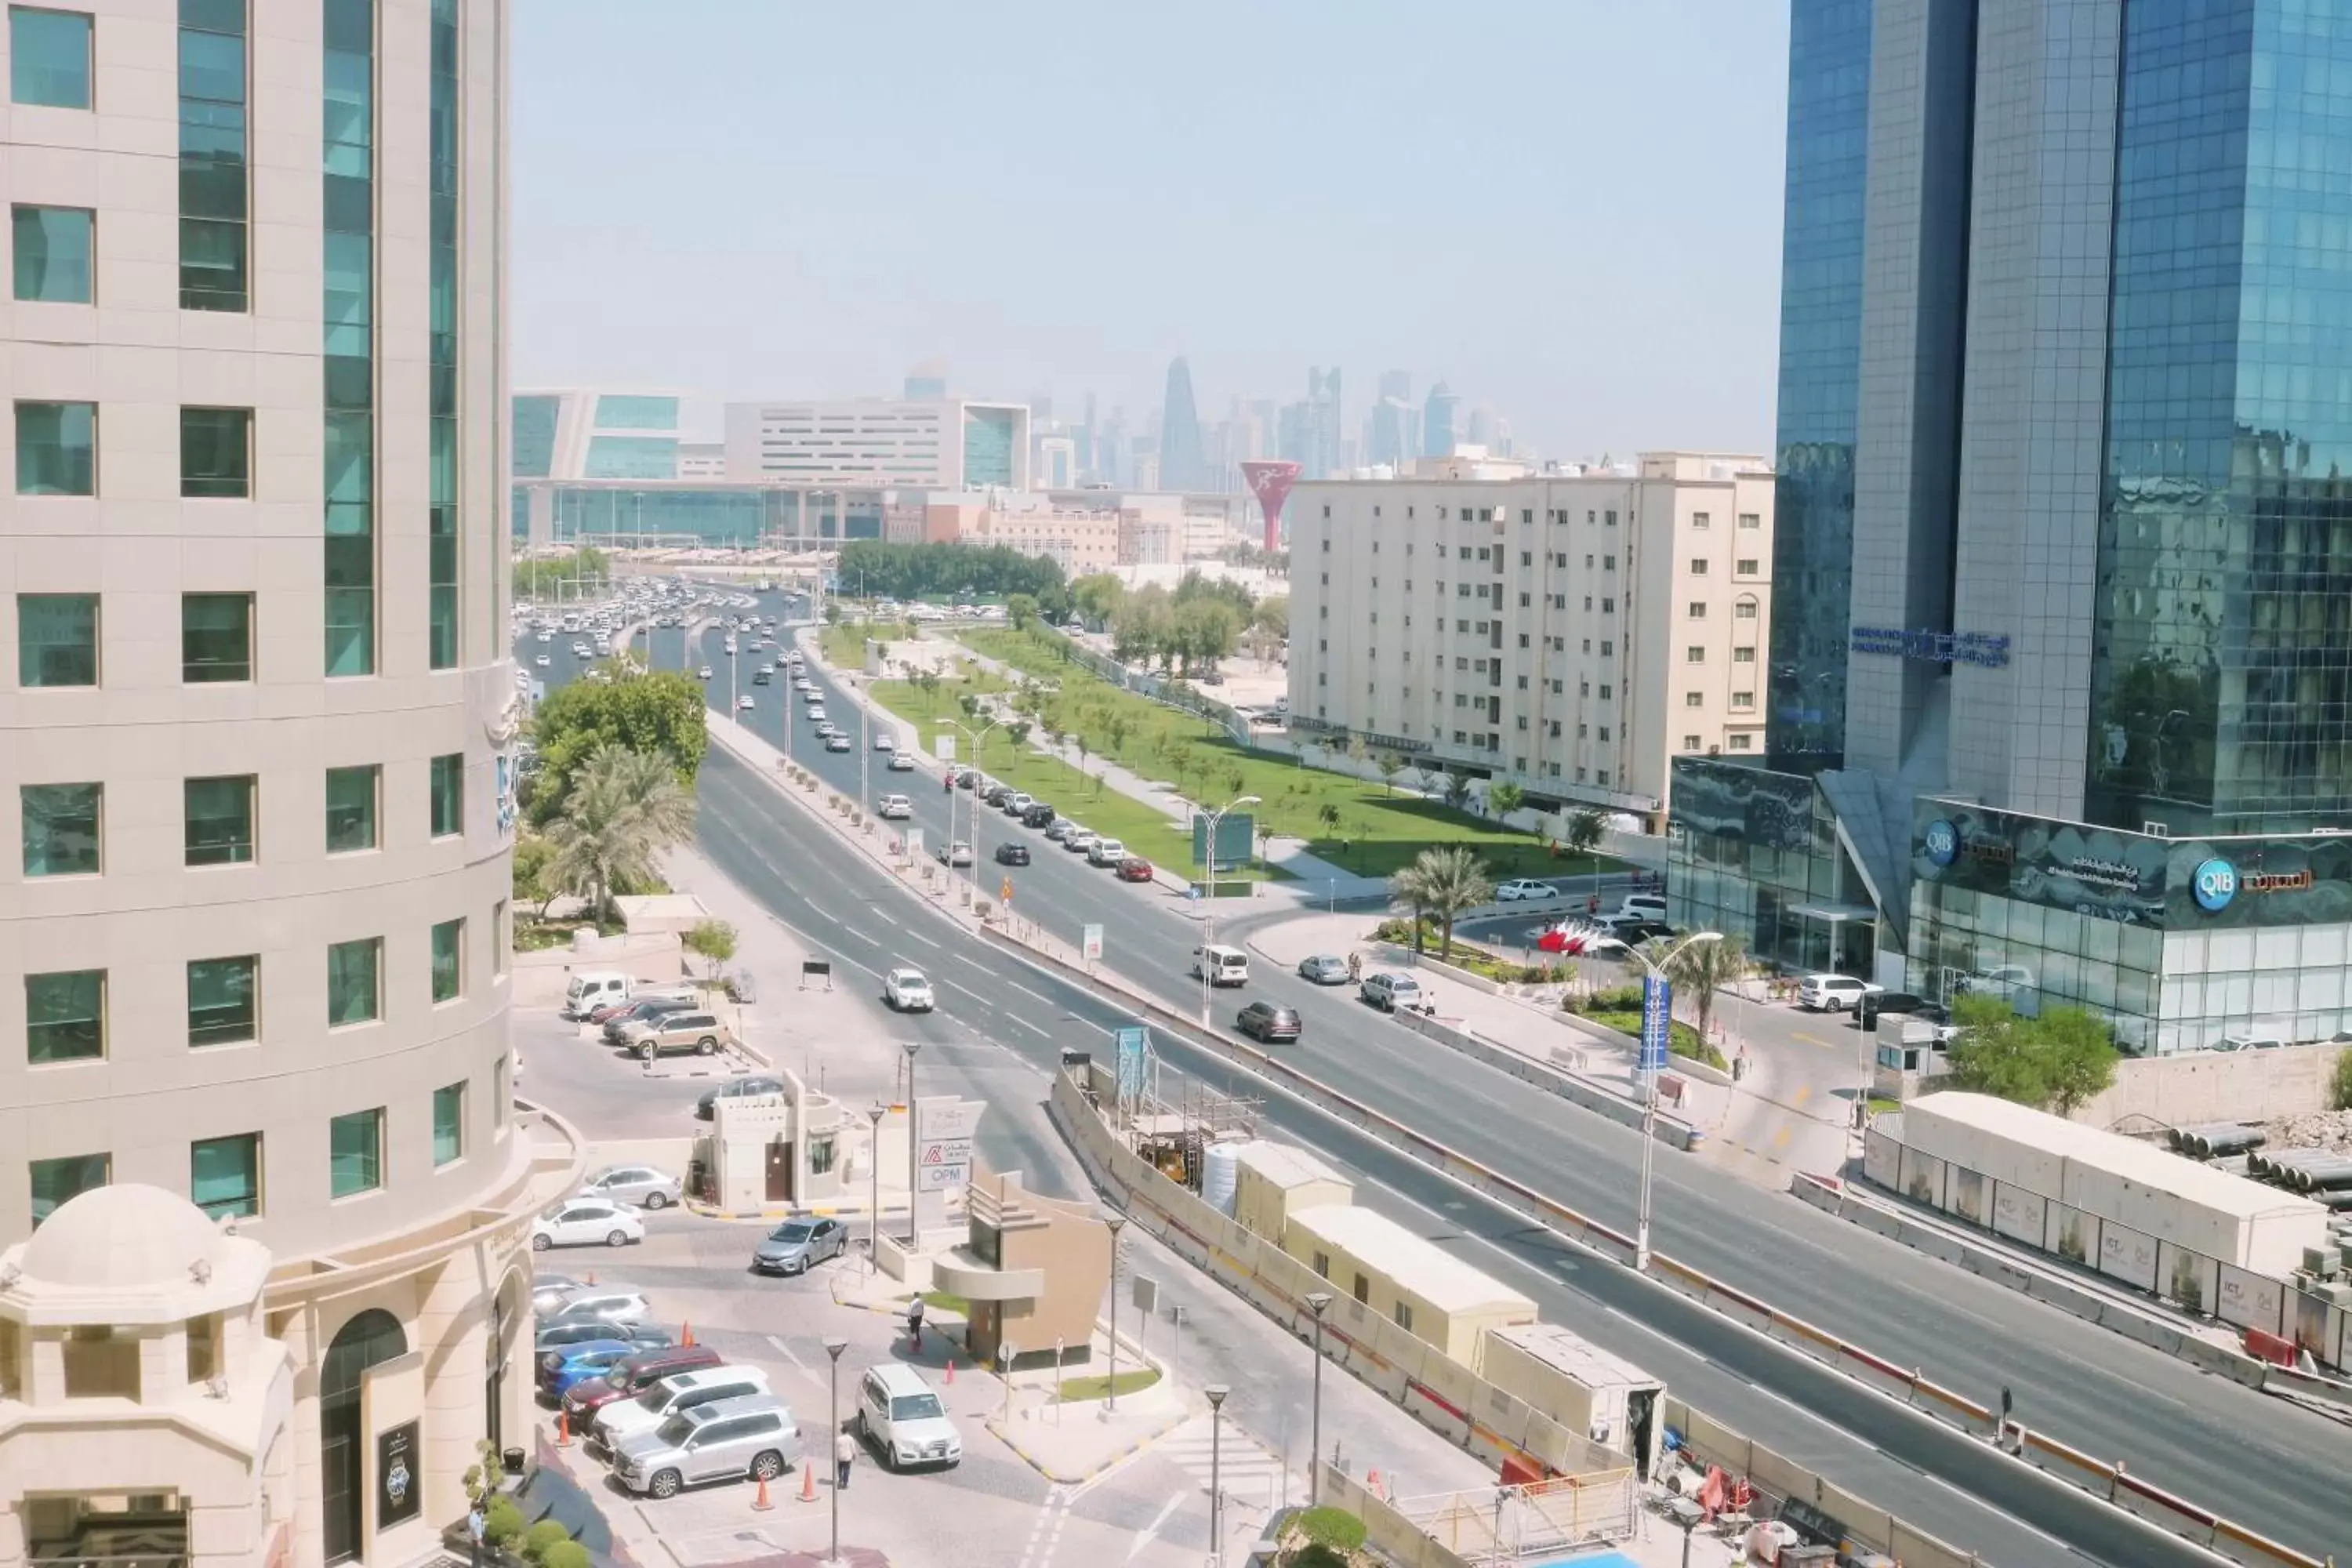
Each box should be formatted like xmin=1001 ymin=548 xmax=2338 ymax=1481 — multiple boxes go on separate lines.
xmin=1442 ymin=771 xmax=1475 ymax=813
xmin=1069 ymin=572 xmax=1127 ymax=626
xmin=1005 ymin=720 xmax=1033 ymax=747
xmin=512 ymin=831 xmax=559 ymax=917
xmin=1650 ymin=932 xmax=1748 ymax=1049
xmin=1073 ymin=732 xmax=1092 ymax=786
xmin=1105 ymin=713 xmax=1132 ymax=757
xmin=1944 ymin=995 xmax=2121 ymax=1116
xmin=543 ymin=747 xmax=697 ymax=924
xmin=529 ymin=668 xmax=708 ymax=826
xmin=1486 ymin=781 xmax=1526 ymax=822
xmin=1389 ymin=846 xmax=1494 ymax=960
xmin=1256 ymin=818 xmax=1277 ymax=870
xmin=1373 ymin=750 xmax=1406 ymax=795
xmin=683 ymin=919 xmax=738 ymax=983
xmin=1317 ymin=801 xmax=1342 ymax=837
xmin=1563 ymin=808 xmax=1607 ymax=858
xmin=1006 ymin=592 xmax=1039 ymax=630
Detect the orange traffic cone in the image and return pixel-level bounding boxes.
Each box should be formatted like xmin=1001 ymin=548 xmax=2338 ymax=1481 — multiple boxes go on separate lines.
xmin=799 ymin=1463 xmax=818 ymax=1504
xmin=586 ymin=1271 xmax=596 ymax=1287
xmin=1366 ymin=1468 xmax=1381 ymax=1495
xmin=557 ymin=1412 xmax=572 ymax=1449
xmin=681 ymin=1321 xmax=695 ymax=1347
xmin=752 ymin=1475 xmax=773 ymax=1512
xmin=945 ymin=1358 xmax=955 ymax=1385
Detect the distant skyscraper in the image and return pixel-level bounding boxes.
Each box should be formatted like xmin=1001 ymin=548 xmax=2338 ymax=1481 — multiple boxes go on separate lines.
xmin=1159 ymin=358 xmax=1206 ymax=491
xmin=1422 ymin=382 xmax=1460 ymax=458
xmin=1467 ymin=404 xmax=1499 ymax=450
xmin=904 ymin=361 xmax=949 ymax=398
xmin=1367 ymin=397 xmax=1417 ymax=468
xmin=1377 ymin=368 xmax=1413 ymax=405
xmin=1309 ymin=366 xmax=1343 ymax=477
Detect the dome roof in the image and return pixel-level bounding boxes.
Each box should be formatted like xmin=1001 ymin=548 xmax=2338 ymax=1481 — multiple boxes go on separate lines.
xmin=20 ymin=1183 xmax=229 ymax=1291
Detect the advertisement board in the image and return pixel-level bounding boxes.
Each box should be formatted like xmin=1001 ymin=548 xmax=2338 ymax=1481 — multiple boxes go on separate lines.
xmin=376 ymin=1421 xmax=421 ymax=1532
xmin=1668 ymin=757 xmax=1817 ymax=851
xmin=1114 ymin=1024 xmax=1148 ymax=1102
xmin=1192 ymin=811 xmax=1256 ymax=869
xmin=1638 ymin=976 xmax=1671 ymax=1077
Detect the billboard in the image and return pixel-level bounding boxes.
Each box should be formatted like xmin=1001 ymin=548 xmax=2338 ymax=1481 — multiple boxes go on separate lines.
xmin=1668 ymin=757 xmax=1818 ymax=852
xmin=1192 ymin=811 xmax=1255 ymax=869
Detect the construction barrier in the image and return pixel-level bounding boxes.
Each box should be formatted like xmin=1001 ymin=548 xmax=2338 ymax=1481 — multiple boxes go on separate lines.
xmin=2003 ymin=1426 xmax=2324 ymax=1568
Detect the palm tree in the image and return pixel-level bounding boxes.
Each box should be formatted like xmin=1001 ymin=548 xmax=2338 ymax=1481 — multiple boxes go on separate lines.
xmin=544 ymin=746 xmax=697 ymax=924
xmin=1652 ymin=931 xmax=1748 ymax=1048
xmin=1442 ymin=771 xmax=1475 ymax=813
xmin=1390 ymin=846 xmax=1494 ymax=960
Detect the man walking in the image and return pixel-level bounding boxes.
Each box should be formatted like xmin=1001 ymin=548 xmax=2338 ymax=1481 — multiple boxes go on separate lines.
xmin=465 ymin=1501 xmax=486 ymax=1568
xmin=836 ymin=1425 xmax=856 ymax=1490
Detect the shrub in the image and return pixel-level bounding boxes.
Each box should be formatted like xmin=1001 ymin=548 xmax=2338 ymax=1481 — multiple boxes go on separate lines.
xmin=1294 ymin=1508 xmax=1367 ymax=1554
xmin=1290 ymin=1547 xmax=1348 ymax=1568
xmin=2332 ymin=1047 xmax=2352 ymax=1112
xmin=542 ymin=1543 xmax=590 ymax=1568
xmin=484 ymin=1499 xmax=524 ymax=1549
xmin=521 ymin=1522 xmax=570 ymax=1563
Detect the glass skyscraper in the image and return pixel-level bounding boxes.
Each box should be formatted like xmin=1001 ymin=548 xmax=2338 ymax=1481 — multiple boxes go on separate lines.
xmin=1673 ymin=0 xmax=2352 ymax=1054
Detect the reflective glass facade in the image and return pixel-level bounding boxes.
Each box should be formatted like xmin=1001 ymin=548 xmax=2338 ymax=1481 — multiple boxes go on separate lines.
xmin=321 ymin=0 xmax=375 ymax=677
xmin=593 ymin=394 xmax=678 ymax=430
xmin=426 ymin=0 xmax=458 ymax=668
xmin=1764 ymin=0 xmax=1871 ymax=768
xmin=963 ymin=408 xmax=1018 ymax=487
xmin=515 ymin=483 xmax=883 ymax=546
xmin=1668 ymin=757 xmax=1877 ymax=977
xmin=2086 ymin=1 xmax=2352 ymax=836
xmin=583 ymin=434 xmax=678 ymax=479
xmin=510 ymin=394 xmax=557 ymax=478
xmin=178 ymin=0 xmax=248 ymax=312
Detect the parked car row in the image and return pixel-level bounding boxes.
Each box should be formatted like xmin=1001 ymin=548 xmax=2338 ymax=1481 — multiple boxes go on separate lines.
xmin=942 ymin=776 xmax=1156 ymax=883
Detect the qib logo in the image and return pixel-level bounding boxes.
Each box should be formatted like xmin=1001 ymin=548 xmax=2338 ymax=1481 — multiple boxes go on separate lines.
xmin=1923 ymin=819 xmax=1958 ymax=867
xmin=2192 ymin=857 xmax=2237 ymax=913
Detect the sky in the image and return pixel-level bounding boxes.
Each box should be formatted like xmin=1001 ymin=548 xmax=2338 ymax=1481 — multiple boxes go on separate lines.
xmin=511 ymin=0 xmax=1792 ymax=460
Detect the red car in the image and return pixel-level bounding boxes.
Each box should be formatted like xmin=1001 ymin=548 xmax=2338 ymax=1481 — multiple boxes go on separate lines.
xmin=585 ymin=999 xmax=635 ymax=1025
xmin=1116 ymin=856 xmax=1154 ymax=882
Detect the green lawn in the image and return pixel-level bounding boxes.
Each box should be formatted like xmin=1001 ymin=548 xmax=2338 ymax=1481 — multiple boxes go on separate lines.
xmin=1054 ymin=1367 xmax=1161 ymax=1403
xmin=818 ymin=619 xmax=916 ymax=671
xmin=957 ymin=626 xmax=1624 ymax=883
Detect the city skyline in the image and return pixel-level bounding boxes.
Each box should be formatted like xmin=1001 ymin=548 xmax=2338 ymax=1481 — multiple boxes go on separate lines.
xmin=509 ymin=0 xmax=1789 ymax=460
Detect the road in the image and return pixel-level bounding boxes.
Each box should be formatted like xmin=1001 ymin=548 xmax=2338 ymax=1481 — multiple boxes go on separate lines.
xmin=524 ymin=596 xmax=2343 ymax=1567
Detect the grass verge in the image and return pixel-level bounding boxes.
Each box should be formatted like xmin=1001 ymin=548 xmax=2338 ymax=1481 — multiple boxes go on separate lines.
xmin=1054 ymin=1367 xmax=1161 ymax=1403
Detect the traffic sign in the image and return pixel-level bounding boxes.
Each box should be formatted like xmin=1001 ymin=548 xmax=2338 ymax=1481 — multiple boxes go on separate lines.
xmin=1000 ymin=877 xmax=1014 ymax=905
xmin=1082 ymin=924 xmax=1104 ymax=963
xmin=934 ymin=733 xmax=956 ymax=760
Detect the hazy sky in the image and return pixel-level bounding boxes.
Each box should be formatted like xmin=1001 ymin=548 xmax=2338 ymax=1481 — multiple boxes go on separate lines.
xmin=512 ymin=0 xmax=1791 ymax=459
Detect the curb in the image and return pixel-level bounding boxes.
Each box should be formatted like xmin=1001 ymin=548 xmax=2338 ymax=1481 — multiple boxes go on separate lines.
xmin=983 ymin=1404 xmax=1190 ymax=1485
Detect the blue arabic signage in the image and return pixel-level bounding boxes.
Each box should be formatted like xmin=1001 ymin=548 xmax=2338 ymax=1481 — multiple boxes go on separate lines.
xmin=1639 ymin=976 xmax=1671 ymax=1077
xmin=1850 ymin=627 xmax=2011 ymax=667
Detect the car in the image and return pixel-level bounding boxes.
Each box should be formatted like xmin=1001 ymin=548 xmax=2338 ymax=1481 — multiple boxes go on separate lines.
xmin=751 ymin=1217 xmax=849 ymax=1275
xmin=807 ymin=704 xmax=828 ymax=722
xmin=1619 ymin=895 xmax=1668 ymax=922
xmin=1004 ymin=792 xmax=1035 ymax=816
xmin=696 ymin=1076 xmax=786 ymax=1120
xmin=815 ymin=721 xmax=838 ymax=739
xmin=1062 ymin=829 xmax=1099 ymax=855
xmin=995 ymin=841 xmax=1030 ymax=866
xmin=697 ymin=666 xmax=713 ymax=680
xmin=887 ymin=751 xmax=916 ymax=771
xmin=611 ymin=1392 xmax=803 ymax=1500
xmin=546 ymin=1288 xmax=656 ymax=1328
xmin=1297 ymin=954 xmax=1351 ymax=985
xmin=535 ymin=1320 xmax=673 ymax=1358
xmin=1599 ymin=916 xmax=1678 ymax=946
xmin=877 ymin=794 xmax=913 ymax=820
xmin=874 ymin=733 xmax=897 ymax=751
xmin=593 ymin=1365 xmax=776 ymax=1456
xmin=540 ymin=1340 xmax=637 ymax=1400
xmin=1116 ymin=855 xmax=1154 ymax=882
xmin=1236 ymin=1001 xmax=1303 ymax=1043
xmin=956 ymin=769 xmax=979 ymax=790
xmin=1020 ymin=801 xmax=1057 ymax=828
xmin=1854 ymin=992 xmax=1947 ymax=1030
xmin=980 ymin=782 xmax=1012 ymax=807
xmin=530 ymin=1275 xmax=590 ymax=1316
xmin=534 ymin=653 xmax=551 ymax=667
xmin=1042 ymin=817 xmax=1073 ymax=842
xmin=579 ymin=1164 xmax=684 ymax=1210
xmin=622 ymin=1011 xmax=734 ymax=1061
xmin=856 ymin=1363 xmax=961 ymax=1471
xmin=1496 ymin=879 xmax=1559 ymax=902
xmin=584 ymin=996 xmax=641 ymax=1027
xmin=795 ymin=677 xmax=813 ymax=691
xmin=935 ymin=840 xmax=975 ymax=867
xmin=736 ymin=695 xmax=755 ymax=710
xmin=1191 ymin=946 xmax=1250 ymax=986
xmin=2214 ymin=1033 xmax=2285 ymax=1052
xmin=1087 ymin=837 xmax=1127 ymax=866
xmin=532 ymin=1198 xmax=644 ymax=1251
xmin=883 ymin=967 xmax=935 ymax=1011
xmin=1796 ymin=974 xmax=1882 ymax=1012
xmin=1359 ymin=972 xmax=1425 ymax=1012
xmin=825 ymin=735 xmax=851 ymax=752
xmin=595 ymin=996 xmax=698 ymax=1044
xmin=564 ymin=1344 xmax=728 ymax=1423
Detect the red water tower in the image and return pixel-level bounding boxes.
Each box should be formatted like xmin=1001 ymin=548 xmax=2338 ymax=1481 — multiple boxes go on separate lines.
xmin=1240 ymin=460 xmax=1301 ymax=554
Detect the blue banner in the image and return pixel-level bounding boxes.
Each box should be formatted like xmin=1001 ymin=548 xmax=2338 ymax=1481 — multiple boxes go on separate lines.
xmin=1115 ymin=1025 xmax=1149 ymax=1101
xmin=1639 ymin=975 xmax=1671 ymax=1077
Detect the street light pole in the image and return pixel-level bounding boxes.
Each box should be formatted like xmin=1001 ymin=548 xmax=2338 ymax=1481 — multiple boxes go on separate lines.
xmin=902 ymin=1042 xmax=923 ymax=1247
xmin=1305 ymin=1291 xmax=1332 ymax=1502
xmin=1206 ymin=1384 xmax=1231 ymax=1568
xmin=1200 ymin=793 xmax=1262 ymax=1025
xmin=824 ymin=1338 xmax=848 ymax=1566
xmin=938 ymin=717 xmax=1004 ymax=905
xmin=865 ymin=1103 xmax=884 ymax=1276
xmin=1105 ymin=1212 xmax=1127 ymax=1413
xmin=1588 ymin=930 xmax=1721 ymax=1272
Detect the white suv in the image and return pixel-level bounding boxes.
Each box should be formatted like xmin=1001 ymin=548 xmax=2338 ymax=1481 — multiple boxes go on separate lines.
xmin=877 ymin=794 xmax=913 ymax=820
xmin=883 ymin=967 xmax=934 ymax=1012
xmin=1797 ymin=974 xmax=1882 ymax=1012
xmin=855 ymin=1363 xmax=961 ymax=1471
xmin=1087 ymin=837 xmax=1127 ymax=866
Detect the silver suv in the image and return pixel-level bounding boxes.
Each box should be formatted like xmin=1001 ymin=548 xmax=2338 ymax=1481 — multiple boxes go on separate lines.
xmin=620 ymin=1011 xmax=734 ymax=1062
xmin=611 ymin=1392 xmax=801 ymax=1498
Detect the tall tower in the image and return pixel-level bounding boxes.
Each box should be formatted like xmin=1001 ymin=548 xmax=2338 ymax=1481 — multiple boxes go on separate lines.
xmin=1159 ymin=358 xmax=1205 ymax=492
xmin=1 ymin=0 xmax=560 ymax=1552
xmin=1241 ymin=461 xmax=1302 ymax=554
xmin=1421 ymin=381 xmax=1460 ymax=459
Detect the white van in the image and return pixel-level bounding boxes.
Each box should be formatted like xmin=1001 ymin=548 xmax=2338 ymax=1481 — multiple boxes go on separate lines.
xmin=1190 ymin=946 xmax=1250 ymax=987
xmin=1617 ymin=894 xmax=1667 ymax=923
xmin=563 ymin=971 xmax=631 ymax=1019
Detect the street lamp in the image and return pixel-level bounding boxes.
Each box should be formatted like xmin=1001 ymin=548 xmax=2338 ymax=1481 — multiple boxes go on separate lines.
xmin=1305 ymin=1291 xmax=1333 ymax=1501
xmin=824 ymin=1337 xmax=848 ymax=1565
xmin=1206 ymin=1383 xmax=1231 ymax=1568
xmin=902 ymin=1043 xmax=923 ymax=1246
xmin=1586 ymin=930 xmax=1721 ymax=1271
xmin=864 ymin=1103 xmax=885 ymax=1276
xmin=1105 ymin=1211 xmax=1128 ymax=1413
xmin=1200 ymin=793 xmax=1262 ymax=1025
xmin=936 ymin=716 xmax=1004 ymax=904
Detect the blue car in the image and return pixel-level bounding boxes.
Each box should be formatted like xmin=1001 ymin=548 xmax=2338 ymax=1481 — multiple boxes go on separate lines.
xmin=538 ymin=1338 xmax=635 ymax=1399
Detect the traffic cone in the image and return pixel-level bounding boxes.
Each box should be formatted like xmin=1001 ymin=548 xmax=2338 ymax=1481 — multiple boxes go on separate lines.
xmin=1366 ymin=1468 xmax=1380 ymax=1495
xmin=585 ymin=1271 xmax=596 ymax=1287
xmin=799 ymin=1463 xmax=818 ymax=1504
xmin=681 ymin=1321 xmax=695 ymax=1347
xmin=752 ymin=1475 xmax=773 ymax=1512
xmin=557 ymin=1412 xmax=572 ymax=1449
xmin=945 ymin=1358 xmax=955 ymax=1385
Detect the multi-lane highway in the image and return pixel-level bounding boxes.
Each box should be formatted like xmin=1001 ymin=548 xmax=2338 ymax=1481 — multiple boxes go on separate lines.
xmin=522 ymin=594 xmax=2343 ymax=1567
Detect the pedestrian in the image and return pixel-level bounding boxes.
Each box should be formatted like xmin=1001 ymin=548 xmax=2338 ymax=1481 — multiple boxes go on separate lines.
xmin=837 ymin=1425 xmax=856 ymax=1490
xmin=465 ymin=1501 xmax=485 ymax=1568
xmin=906 ymin=1295 xmax=925 ymax=1351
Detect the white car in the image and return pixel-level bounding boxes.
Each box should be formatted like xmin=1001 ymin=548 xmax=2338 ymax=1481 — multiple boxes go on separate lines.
xmin=1086 ymin=837 xmax=1127 ymax=866
xmin=857 ymin=1363 xmax=962 ymax=1472
xmin=884 ymin=967 xmax=935 ymax=1011
xmin=534 ymin=654 xmax=550 ymax=667
xmin=1796 ymin=974 xmax=1882 ymax=1012
xmin=937 ymin=840 xmax=975 ymax=868
xmin=807 ymin=706 xmax=828 ymax=723
xmin=874 ymin=733 xmax=898 ymax=752
xmin=825 ymin=735 xmax=852 ymax=753
xmin=532 ymin=1196 xmax=644 ymax=1251
xmin=1062 ymin=829 xmax=1099 ymax=855
xmin=737 ymin=695 xmax=755 ymax=710
xmin=1496 ymin=879 xmax=1558 ymax=902
xmin=877 ymin=794 xmax=913 ymax=820
xmin=697 ymin=666 xmax=713 ymax=681
xmin=1004 ymin=792 xmax=1035 ymax=816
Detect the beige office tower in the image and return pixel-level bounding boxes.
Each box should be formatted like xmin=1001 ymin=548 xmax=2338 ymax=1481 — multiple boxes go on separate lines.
xmin=0 ymin=4 xmax=578 ymax=1565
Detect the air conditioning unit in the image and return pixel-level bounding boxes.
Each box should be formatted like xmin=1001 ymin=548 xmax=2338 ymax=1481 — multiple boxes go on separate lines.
xmin=2303 ymin=1247 xmax=2341 ymax=1281
xmin=2143 ymin=820 xmax=2172 ymax=837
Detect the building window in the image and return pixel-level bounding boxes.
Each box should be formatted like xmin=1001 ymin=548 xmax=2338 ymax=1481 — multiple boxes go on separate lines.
xmin=190 ymin=1132 xmax=260 ymax=1219
xmin=180 ymin=407 xmax=252 ymax=497
xmin=1684 ymin=734 xmax=1702 ymax=750
xmin=493 ymin=1051 xmax=510 ymax=1130
xmin=1730 ymin=733 xmax=1754 ymax=750
xmin=13 ymin=204 xmax=92 ymax=301
xmin=1599 ymin=641 xmax=1613 ymax=657
xmin=15 ymin=401 xmax=96 ymax=495
xmin=429 ymin=753 xmax=463 ymax=837
xmin=181 ymin=592 xmax=253 ymax=681
xmin=1731 ymin=691 xmax=1755 ymax=710
xmin=1733 ymin=646 xmax=1757 ymax=663
xmin=430 ymin=916 xmax=463 ymax=1003
xmin=1738 ymin=512 xmax=1760 ymax=528
xmin=180 ymin=0 xmax=249 ymax=310
xmin=21 ymin=782 xmax=101 ymax=876
xmin=322 ymin=0 xmax=377 ymax=676
xmin=325 ymin=763 xmax=378 ymax=852
xmin=187 ymin=955 xmax=257 ymax=1047
xmin=26 ymin=969 xmax=103 ymax=1064
xmin=1687 ymin=602 xmax=1707 ymax=619
xmin=1596 ymin=770 xmax=1610 ymax=786
xmin=1599 ymin=727 xmax=1611 ymax=742
xmin=1737 ymin=558 xmax=1759 ymax=575
xmin=326 ymin=936 xmax=380 ymax=1026
xmin=1599 ymin=684 xmax=1613 ymax=700
xmin=1735 ymin=599 xmax=1759 ymax=619
xmin=17 ymin=593 xmax=97 ymax=686
xmin=184 ymin=775 xmax=256 ymax=866
xmin=10 ymin=5 xmax=91 ymax=107
xmin=30 ymin=1152 xmax=107 ymax=1226
xmin=1395 ymin=1301 xmax=1415 ymax=1333
xmin=328 ymin=1108 xmax=383 ymax=1199
xmin=1686 ymin=691 xmax=1704 ymax=708
xmin=492 ymin=900 xmax=509 ymax=978
xmin=1686 ymin=646 xmax=1706 ymax=663
xmin=1691 ymin=512 xmax=1710 ymax=529
xmin=426 ymin=0 xmax=458 ymax=667
xmin=434 ymin=1080 xmax=466 ymax=1166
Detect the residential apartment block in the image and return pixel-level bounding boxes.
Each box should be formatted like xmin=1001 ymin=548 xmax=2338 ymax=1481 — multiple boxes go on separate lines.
xmin=1287 ymin=454 xmax=1773 ymax=817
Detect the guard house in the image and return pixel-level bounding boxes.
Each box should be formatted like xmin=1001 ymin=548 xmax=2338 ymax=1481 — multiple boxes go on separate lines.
xmin=931 ymin=1168 xmax=1112 ymax=1370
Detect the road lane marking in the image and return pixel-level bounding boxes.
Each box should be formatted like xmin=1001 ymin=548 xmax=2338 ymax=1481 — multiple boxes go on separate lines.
xmin=1791 ymin=1030 xmax=1834 ymax=1050
xmin=1011 ymin=1017 xmax=1051 ymax=1038
xmin=940 ymin=978 xmax=988 ymax=1004
xmin=1123 ymin=1490 xmax=1187 ymax=1559
xmin=902 ymin=929 xmax=942 ymax=949
xmin=1010 ymin=982 xmax=1055 ymax=1007
xmin=762 ymin=1333 xmax=816 ymax=1386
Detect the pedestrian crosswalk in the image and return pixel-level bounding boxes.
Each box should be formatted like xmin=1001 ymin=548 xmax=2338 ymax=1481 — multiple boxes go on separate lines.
xmin=1152 ymin=1416 xmax=1295 ymax=1514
